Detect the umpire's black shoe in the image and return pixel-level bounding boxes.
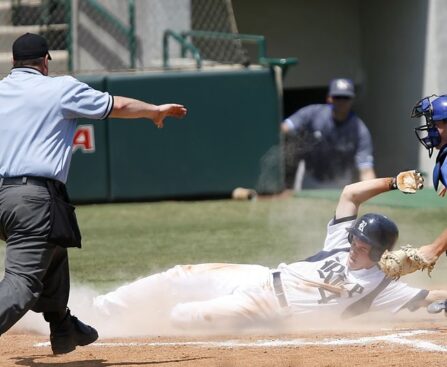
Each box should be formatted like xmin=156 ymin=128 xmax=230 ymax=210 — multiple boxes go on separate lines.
xmin=50 ymin=310 xmax=98 ymax=355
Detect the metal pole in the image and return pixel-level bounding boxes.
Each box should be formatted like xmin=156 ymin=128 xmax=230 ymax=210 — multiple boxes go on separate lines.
xmin=128 ymin=0 xmax=136 ymax=69
xmin=65 ymin=0 xmax=73 ymax=72
xmin=162 ymin=31 xmax=169 ymax=68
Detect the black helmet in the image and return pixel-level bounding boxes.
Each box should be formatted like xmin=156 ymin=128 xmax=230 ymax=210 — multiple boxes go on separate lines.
xmin=346 ymin=213 xmax=399 ymax=262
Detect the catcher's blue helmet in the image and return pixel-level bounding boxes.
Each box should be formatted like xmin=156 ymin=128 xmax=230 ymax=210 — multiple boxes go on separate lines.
xmin=346 ymin=213 xmax=399 ymax=262
xmin=412 ymin=95 xmax=447 ymax=157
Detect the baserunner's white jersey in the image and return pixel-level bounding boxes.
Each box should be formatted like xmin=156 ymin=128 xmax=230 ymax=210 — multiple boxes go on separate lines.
xmin=90 ymin=217 xmax=428 ymax=335
xmin=277 ymin=217 xmax=426 ymax=318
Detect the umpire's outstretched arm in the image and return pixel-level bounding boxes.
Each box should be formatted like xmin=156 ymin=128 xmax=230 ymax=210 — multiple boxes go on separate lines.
xmin=110 ymin=96 xmax=187 ymax=128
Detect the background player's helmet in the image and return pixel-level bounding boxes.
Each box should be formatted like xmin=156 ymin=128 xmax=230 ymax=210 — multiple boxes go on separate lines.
xmin=412 ymin=94 xmax=447 ymax=157
xmin=346 ymin=213 xmax=399 ymax=262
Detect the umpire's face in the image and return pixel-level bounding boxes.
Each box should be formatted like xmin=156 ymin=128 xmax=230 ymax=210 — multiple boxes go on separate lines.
xmin=348 ymin=237 xmax=376 ymax=270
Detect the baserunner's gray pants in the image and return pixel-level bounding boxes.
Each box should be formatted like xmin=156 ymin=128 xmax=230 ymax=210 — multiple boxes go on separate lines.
xmin=0 ymin=183 xmax=69 ymax=334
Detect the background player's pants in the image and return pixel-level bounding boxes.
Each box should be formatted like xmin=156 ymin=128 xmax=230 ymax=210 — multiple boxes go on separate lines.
xmin=93 ymin=264 xmax=283 ymax=331
xmin=0 ymin=183 xmax=70 ymax=334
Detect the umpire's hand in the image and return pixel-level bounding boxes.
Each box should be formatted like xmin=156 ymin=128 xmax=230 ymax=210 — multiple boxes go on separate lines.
xmin=153 ymin=104 xmax=188 ymax=128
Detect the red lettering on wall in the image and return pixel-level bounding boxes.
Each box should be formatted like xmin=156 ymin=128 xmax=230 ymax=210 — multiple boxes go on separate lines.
xmin=73 ymin=125 xmax=95 ymax=153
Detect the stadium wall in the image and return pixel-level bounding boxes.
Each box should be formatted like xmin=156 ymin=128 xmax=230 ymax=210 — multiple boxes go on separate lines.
xmin=66 ymin=68 xmax=283 ymax=202
xmin=357 ymin=0 xmax=427 ymax=178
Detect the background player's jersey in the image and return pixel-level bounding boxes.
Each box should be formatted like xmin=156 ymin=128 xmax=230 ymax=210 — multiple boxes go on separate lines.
xmin=277 ymin=218 xmax=426 ymax=317
xmin=284 ymin=104 xmax=374 ymax=184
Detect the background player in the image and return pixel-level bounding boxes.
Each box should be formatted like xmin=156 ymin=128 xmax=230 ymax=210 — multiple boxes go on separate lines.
xmin=411 ymin=94 xmax=447 ymax=196
xmin=281 ymin=78 xmax=375 ymax=190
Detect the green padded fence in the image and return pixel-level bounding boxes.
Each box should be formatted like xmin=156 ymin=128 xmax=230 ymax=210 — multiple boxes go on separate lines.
xmin=66 ymin=68 xmax=283 ymax=202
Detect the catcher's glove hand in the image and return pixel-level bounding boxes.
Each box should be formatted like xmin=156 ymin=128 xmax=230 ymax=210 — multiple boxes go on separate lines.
xmin=378 ymin=244 xmax=435 ymax=280
xmin=390 ymin=170 xmax=424 ymax=194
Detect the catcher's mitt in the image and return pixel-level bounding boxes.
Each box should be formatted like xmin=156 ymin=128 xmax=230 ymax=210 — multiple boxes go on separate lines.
xmin=391 ymin=170 xmax=424 ymax=194
xmin=378 ymin=244 xmax=435 ymax=279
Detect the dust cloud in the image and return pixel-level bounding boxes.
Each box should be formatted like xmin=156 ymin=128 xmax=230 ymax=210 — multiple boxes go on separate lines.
xmin=12 ymin=283 xmax=184 ymax=338
xmin=11 ymin=282 xmax=437 ymax=340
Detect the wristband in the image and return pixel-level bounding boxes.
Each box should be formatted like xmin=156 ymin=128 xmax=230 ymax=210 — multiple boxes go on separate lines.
xmin=389 ymin=177 xmax=398 ymax=190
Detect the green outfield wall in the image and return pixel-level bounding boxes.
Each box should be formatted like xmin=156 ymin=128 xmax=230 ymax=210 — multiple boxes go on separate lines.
xmin=66 ymin=68 xmax=283 ymax=202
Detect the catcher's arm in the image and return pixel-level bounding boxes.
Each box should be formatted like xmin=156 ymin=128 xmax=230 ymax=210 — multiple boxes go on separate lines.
xmin=378 ymin=228 xmax=447 ymax=279
xmin=418 ymin=228 xmax=447 ymax=264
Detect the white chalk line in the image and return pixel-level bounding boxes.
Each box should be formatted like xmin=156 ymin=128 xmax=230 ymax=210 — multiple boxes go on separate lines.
xmin=34 ymin=329 xmax=447 ymax=353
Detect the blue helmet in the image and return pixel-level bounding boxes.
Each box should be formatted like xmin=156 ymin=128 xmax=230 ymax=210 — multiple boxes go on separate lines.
xmin=411 ymin=95 xmax=447 ymax=157
xmin=346 ymin=213 xmax=399 ymax=262
xmin=432 ymin=96 xmax=447 ymax=121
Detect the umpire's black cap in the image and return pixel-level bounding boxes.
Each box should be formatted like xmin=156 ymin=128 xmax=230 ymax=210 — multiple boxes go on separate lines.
xmin=12 ymin=33 xmax=52 ymax=61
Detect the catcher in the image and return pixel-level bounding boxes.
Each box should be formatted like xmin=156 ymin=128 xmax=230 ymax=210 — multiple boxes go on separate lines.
xmin=411 ymin=94 xmax=447 ymax=196
xmin=76 ymin=170 xmax=447 ymax=336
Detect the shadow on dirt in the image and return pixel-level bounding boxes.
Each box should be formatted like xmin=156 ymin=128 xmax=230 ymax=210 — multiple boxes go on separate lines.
xmin=12 ymin=355 xmax=212 ymax=366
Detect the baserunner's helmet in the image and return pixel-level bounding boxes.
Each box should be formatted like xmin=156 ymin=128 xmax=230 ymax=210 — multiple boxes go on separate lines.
xmin=346 ymin=213 xmax=399 ymax=262
xmin=411 ymin=94 xmax=447 ymax=157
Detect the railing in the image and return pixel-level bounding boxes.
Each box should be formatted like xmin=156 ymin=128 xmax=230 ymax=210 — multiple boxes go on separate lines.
xmin=73 ymin=0 xmax=136 ymax=70
xmin=163 ymin=29 xmax=202 ymax=69
xmin=163 ymin=29 xmax=297 ymax=75
xmin=9 ymin=0 xmax=136 ymax=72
xmin=181 ymin=30 xmax=267 ymax=63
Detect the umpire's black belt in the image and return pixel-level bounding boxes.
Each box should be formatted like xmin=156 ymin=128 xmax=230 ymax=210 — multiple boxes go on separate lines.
xmin=0 ymin=176 xmax=49 ymax=188
xmin=272 ymin=271 xmax=288 ymax=308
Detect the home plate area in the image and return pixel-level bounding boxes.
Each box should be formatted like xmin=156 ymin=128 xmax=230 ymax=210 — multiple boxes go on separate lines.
xmin=31 ymin=329 xmax=447 ymax=352
xmin=1 ymin=322 xmax=447 ymax=367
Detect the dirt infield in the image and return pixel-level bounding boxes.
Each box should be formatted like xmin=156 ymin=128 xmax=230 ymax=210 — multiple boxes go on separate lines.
xmin=2 ymin=317 xmax=447 ymax=367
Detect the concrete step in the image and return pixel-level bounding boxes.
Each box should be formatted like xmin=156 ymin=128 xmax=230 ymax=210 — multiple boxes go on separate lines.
xmin=0 ymin=49 xmax=68 ymax=77
xmin=0 ymin=25 xmax=42 ymax=52
xmin=0 ymin=0 xmax=43 ymax=26
xmin=0 ymin=24 xmax=67 ymax=52
xmin=0 ymin=1 xmax=12 ymax=26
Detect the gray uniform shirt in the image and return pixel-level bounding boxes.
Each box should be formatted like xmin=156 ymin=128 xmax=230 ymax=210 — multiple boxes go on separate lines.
xmin=284 ymin=104 xmax=374 ymax=189
xmin=0 ymin=68 xmax=113 ymax=183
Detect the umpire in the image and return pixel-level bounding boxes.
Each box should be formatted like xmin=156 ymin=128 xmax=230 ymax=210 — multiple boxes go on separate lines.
xmin=0 ymin=33 xmax=187 ymax=354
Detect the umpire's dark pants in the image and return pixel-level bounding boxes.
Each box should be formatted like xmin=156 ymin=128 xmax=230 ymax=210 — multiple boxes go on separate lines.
xmin=0 ymin=182 xmax=69 ymax=334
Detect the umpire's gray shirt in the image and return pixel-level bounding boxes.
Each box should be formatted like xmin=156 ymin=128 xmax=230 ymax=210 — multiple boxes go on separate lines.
xmin=0 ymin=67 xmax=113 ymax=183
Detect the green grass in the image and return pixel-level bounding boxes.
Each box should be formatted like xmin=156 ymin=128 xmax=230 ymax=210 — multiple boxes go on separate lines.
xmin=2 ymin=195 xmax=447 ymax=292
xmin=70 ymin=198 xmax=332 ymax=290
xmin=297 ymin=188 xmax=447 ymax=208
xmin=69 ymin=194 xmax=447 ymax=291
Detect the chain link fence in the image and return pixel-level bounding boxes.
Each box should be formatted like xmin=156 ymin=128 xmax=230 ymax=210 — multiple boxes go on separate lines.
xmin=0 ymin=0 xmax=69 ymax=75
xmin=0 ymin=0 xmax=253 ymax=76
xmin=191 ymin=0 xmax=249 ymax=66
